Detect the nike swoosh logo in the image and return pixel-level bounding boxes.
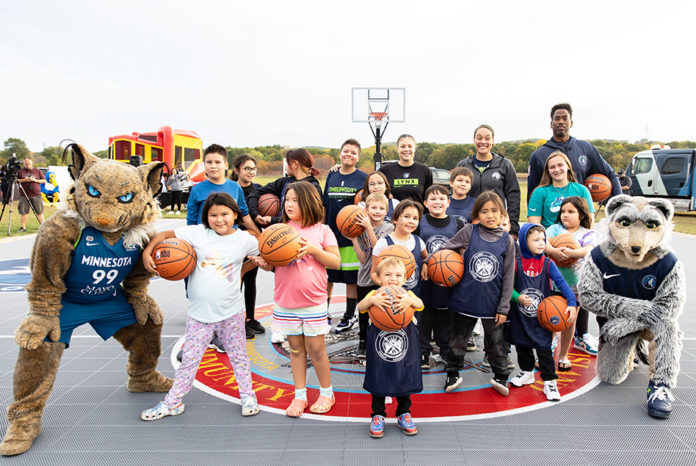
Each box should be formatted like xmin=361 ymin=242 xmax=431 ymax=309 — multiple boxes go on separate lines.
xmin=603 ymin=273 xmax=621 ymax=279
xmin=86 ymin=242 xmax=99 ymax=246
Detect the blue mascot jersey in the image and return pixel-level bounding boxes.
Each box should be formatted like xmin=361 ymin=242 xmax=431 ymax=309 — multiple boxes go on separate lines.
xmin=55 ymin=227 xmax=141 ymax=346
xmin=590 ymin=247 xmax=677 ymax=301
xmin=63 ymin=227 xmax=140 ymax=304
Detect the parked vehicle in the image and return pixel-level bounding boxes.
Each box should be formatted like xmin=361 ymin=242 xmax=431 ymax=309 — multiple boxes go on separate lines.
xmin=626 ymin=145 xmax=696 ymax=211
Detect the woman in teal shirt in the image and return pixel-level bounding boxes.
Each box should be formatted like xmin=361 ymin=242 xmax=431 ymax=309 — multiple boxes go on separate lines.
xmin=527 ymin=151 xmax=594 ymax=228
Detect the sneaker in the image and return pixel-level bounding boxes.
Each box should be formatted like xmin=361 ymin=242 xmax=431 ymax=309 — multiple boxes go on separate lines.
xmin=481 ymin=357 xmax=490 ymax=368
xmin=431 ymin=353 xmax=443 ymax=365
xmin=574 ymin=333 xmax=599 ymax=355
xmin=356 ymin=340 xmax=366 ymax=359
xmin=18 ymin=227 xmax=26 ymax=233
xmin=647 ymin=381 xmax=674 ymax=419
xmin=444 ymin=372 xmax=463 ymax=392
xmin=208 ymin=335 xmax=225 ymax=352
xmin=270 ymin=328 xmax=285 ymax=343
xmin=175 ymin=211 xmax=180 ymax=215
xmin=466 ymin=337 xmax=477 ymax=352
xmin=246 ymin=319 xmax=266 ymax=334
xmin=420 ymin=354 xmax=431 ymax=369
xmin=397 ymin=413 xmax=418 ymax=436
xmin=543 ymin=380 xmax=561 ymax=401
xmin=241 ymin=395 xmax=260 ymax=416
xmin=141 ymin=401 xmax=185 ymax=421
xmin=507 ymin=355 xmax=516 ymax=370
xmin=334 ymin=315 xmax=357 ymax=333
xmin=510 ymin=371 xmax=535 ymax=387
xmin=490 ymin=376 xmax=509 ymax=396
xmin=246 ymin=325 xmax=254 ymax=340
xmin=369 ymin=415 xmax=385 ymax=438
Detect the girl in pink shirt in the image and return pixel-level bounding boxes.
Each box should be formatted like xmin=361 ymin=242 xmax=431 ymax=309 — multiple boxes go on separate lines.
xmin=254 ymin=181 xmax=340 ymax=417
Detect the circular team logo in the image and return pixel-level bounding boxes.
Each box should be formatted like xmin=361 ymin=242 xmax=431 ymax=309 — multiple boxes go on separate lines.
xmin=468 ymin=251 xmax=499 ymax=282
xmin=425 ymin=234 xmax=448 ymax=254
xmin=375 ymin=329 xmax=408 ymax=362
xmin=0 ymin=258 xmax=32 ymax=293
xmin=578 ymin=155 xmax=588 ymax=167
xmin=642 ymin=275 xmax=657 ymax=290
xmin=185 ymin=297 xmax=599 ymax=422
xmin=404 ymin=264 xmax=419 ymax=289
xmin=518 ymin=288 xmax=544 ymax=317
xmin=491 ymin=171 xmax=501 ymax=181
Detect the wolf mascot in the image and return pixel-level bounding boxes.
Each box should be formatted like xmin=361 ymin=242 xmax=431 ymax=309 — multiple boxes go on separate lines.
xmin=577 ymin=195 xmax=685 ymax=419
xmin=1 ymin=145 xmax=173 ymax=455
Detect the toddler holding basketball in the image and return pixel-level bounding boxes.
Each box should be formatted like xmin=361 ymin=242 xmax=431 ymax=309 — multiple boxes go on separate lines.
xmin=507 ymin=223 xmax=576 ymax=401
xmin=252 ymin=181 xmax=340 ymax=417
xmin=350 ymin=193 xmax=394 ymax=357
xmin=358 ymin=257 xmax=424 ymax=438
xmin=140 ymin=193 xmax=261 ymax=420
xmin=545 ymin=196 xmax=600 ymax=370
xmin=439 ymin=191 xmax=516 ymax=396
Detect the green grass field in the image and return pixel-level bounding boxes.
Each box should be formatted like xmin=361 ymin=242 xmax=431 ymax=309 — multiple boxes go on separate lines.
xmin=4 ymin=179 xmax=696 ymax=238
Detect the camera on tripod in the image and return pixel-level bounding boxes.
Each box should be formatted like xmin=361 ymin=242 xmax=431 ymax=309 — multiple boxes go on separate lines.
xmin=1 ymin=155 xmax=21 ymax=182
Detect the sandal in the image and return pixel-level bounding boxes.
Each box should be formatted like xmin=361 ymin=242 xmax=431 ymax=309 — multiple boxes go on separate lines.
xmin=141 ymin=401 xmax=184 ymax=421
xmin=241 ymin=396 xmax=260 ymax=417
xmin=309 ymin=395 xmax=335 ymax=414
xmin=285 ymin=398 xmax=308 ymax=417
xmin=558 ymin=359 xmax=572 ymax=372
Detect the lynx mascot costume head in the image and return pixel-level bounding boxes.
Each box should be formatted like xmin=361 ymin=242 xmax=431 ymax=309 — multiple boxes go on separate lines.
xmin=577 ymin=195 xmax=685 ymax=419
xmin=1 ymin=145 xmax=173 ymax=456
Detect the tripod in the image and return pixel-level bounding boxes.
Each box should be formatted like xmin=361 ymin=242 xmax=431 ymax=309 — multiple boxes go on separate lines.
xmin=0 ymin=174 xmax=41 ymax=236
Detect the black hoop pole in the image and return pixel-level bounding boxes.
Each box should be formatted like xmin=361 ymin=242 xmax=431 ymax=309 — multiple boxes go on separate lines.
xmin=370 ymin=118 xmax=388 ymax=171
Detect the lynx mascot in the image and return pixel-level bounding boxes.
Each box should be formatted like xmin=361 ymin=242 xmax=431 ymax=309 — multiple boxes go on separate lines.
xmin=1 ymin=144 xmax=173 ymax=456
xmin=577 ymin=195 xmax=685 ymax=419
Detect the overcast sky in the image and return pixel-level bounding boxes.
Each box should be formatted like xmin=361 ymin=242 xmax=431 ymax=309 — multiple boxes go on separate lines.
xmin=1 ymin=0 xmax=694 ymax=152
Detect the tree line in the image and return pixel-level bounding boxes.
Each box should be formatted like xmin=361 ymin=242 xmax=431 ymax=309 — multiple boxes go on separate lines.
xmin=3 ymin=137 xmax=696 ymax=175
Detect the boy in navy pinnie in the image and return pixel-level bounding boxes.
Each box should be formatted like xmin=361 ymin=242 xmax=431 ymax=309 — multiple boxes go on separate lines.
xmin=507 ymin=223 xmax=576 ymax=401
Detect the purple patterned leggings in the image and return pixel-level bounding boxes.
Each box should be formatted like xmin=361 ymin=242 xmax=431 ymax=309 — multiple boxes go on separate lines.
xmin=164 ymin=313 xmax=253 ymax=407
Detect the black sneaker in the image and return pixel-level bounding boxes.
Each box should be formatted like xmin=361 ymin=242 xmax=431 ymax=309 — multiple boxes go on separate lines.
xmin=246 ymin=319 xmax=265 ymax=334
xmin=246 ymin=326 xmax=254 ymax=340
xmin=421 ymin=354 xmax=431 ymax=369
xmin=490 ymin=376 xmax=509 ymax=396
xmin=356 ymin=340 xmax=366 ymax=359
xmin=444 ymin=372 xmax=463 ymax=392
xmin=647 ymin=380 xmax=674 ymax=419
xmin=466 ymin=337 xmax=477 ymax=352
xmin=208 ymin=335 xmax=225 ymax=352
xmin=18 ymin=227 xmax=26 ymax=233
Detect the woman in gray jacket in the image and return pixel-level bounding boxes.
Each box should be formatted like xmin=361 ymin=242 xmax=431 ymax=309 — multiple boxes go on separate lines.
xmin=456 ymin=125 xmax=520 ymax=238
xmin=166 ymin=167 xmax=189 ymax=214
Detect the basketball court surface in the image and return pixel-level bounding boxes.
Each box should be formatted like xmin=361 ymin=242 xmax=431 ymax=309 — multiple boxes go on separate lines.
xmin=1 ymin=218 xmax=696 ymax=464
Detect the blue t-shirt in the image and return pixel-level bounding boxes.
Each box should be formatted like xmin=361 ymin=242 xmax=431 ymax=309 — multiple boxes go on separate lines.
xmin=186 ymin=179 xmax=249 ymax=225
xmin=527 ymin=183 xmax=595 ymax=227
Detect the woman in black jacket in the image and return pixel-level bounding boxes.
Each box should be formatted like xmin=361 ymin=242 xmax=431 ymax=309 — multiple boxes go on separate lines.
xmin=456 ymin=125 xmax=520 ymax=238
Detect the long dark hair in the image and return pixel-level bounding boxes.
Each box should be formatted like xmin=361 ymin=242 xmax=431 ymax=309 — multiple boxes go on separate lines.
xmin=231 ymin=154 xmax=257 ymax=182
xmin=286 ymin=148 xmax=321 ymax=179
xmin=281 ymin=181 xmax=324 ymax=227
xmin=555 ymin=196 xmax=592 ymax=229
xmin=359 ymin=171 xmax=393 ymax=203
xmin=201 ymin=192 xmax=243 ymax=229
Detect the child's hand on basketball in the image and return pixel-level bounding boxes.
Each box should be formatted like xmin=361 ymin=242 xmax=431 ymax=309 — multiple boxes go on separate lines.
xmin=371 ymin=291 xmax=391 ymax=311
xmin=420 ymin=263 xmax=428 ymax=280
xmin=564 ymin=306 xmax=577 ymax=324
xmin=392 ymin=293 xmax=412 ymax=313
xmin=495 ymin=313 xmax=507 ymax=326
xmin=518 ymin=294 xmax=532 ymax=307
xmin=142 ymin=252 xmax=158 ymax=275
xmin=548 ymin=247 xmax=569 ymax=262
xmin=355 ymin=211 xmax=371 ymax=229
xmin=249 ymin=255 xmax=273 ymax=271
xmin=296 ymin=238 xmax=320 ymax=259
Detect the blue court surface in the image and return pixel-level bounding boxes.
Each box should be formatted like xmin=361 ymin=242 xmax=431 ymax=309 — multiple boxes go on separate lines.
xmin=1 ymin=218 xmax=696 ymax=465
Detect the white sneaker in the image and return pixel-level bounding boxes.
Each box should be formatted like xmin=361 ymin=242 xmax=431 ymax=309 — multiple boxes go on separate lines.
xmin=510 ymin=371 xmax=535 ymax=387
xmin=271 ymin=329 xmax=285 ymax=343
xmin=175 ymin=210 xmax=180 ymax=215
xmin=543 ymin=380 xmax=561 ymax=401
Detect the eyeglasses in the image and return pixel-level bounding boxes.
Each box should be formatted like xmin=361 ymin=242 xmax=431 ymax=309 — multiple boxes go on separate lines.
xmin=242 ymin=167 xmax=257 ymax=173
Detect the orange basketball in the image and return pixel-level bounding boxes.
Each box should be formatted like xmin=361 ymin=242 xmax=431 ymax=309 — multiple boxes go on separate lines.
xmin=258 ymin=193 xmax=281 ymax=217
xmin=548 ymin=233 xmax=580 ymax=268
xmin=336 ymin=205 xmax=366 ymax=238
xmin=368 ymin=285 xmax=415 ymax=331
xmin=375 ymin=244 xmax=416 ymax=279
xmin=584 ymin=173 xmax=612 ymax=202
xmin=537 ymin=295 xmax=571 ymax=332
xmin=257 ymin=223 xmax=301 ymax=267
xmin=151 ymin=238 xmax=197 ymax=281
xmin=354 ymin=189 xmax=364 ymax=205
xmin=427 ymin=249 xmax=465 ymax=287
